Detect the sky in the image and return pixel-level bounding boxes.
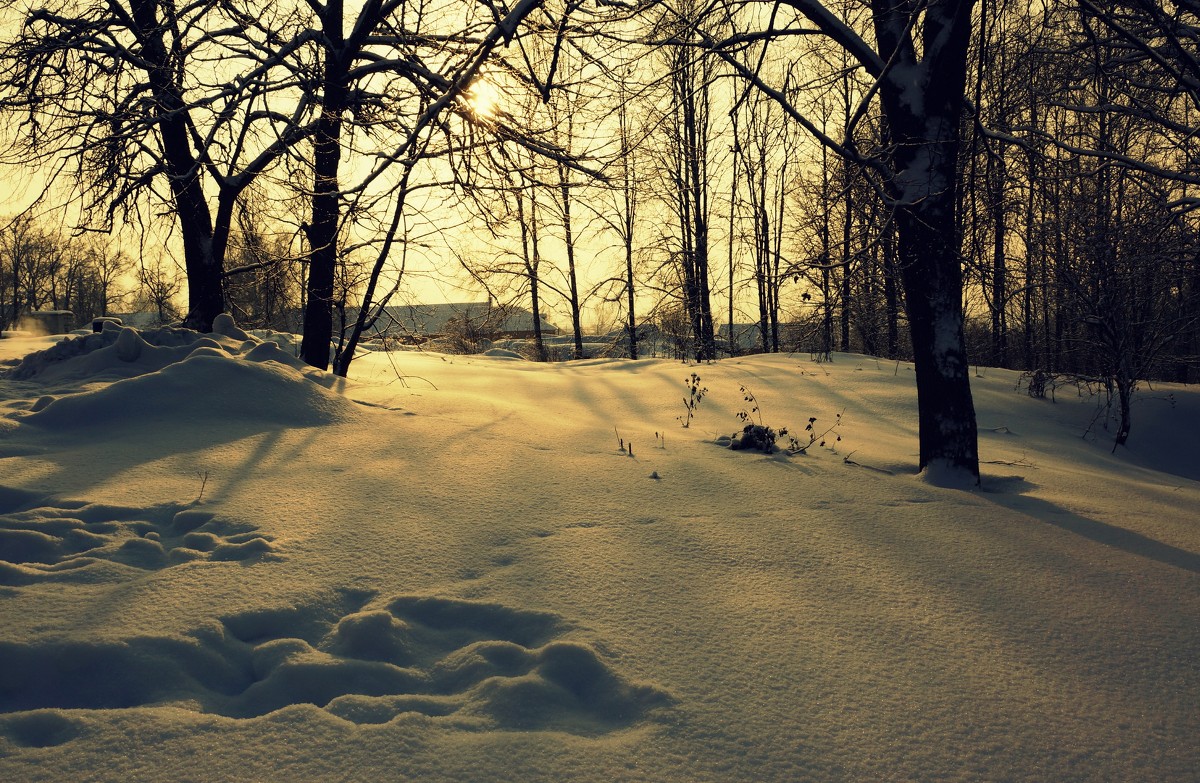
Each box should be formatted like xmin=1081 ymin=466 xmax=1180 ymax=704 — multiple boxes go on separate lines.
xmin=0 ymin=2 xmax=828 ymax=335
xmin=0 ymin=321 xmax=1197 ymax=781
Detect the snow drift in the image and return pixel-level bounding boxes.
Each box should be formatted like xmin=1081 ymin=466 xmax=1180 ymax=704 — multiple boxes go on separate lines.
xmin=0 ymin=323 xmax=1197 ymax=782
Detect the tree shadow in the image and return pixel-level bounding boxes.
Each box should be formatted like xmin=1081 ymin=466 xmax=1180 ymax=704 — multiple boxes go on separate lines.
xmin=981 ymin=482 xmax=1200 ymax=575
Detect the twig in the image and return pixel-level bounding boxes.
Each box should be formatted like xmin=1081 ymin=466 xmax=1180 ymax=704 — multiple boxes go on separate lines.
xmin=842 ymin=452 xmax=894 ymax=474
xmin=982 ymin=456 xmax=1036 ymax=468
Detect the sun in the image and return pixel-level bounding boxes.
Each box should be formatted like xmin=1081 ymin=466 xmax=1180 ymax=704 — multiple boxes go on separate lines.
xmin=464 ymin=75 xmax=502 ymax=119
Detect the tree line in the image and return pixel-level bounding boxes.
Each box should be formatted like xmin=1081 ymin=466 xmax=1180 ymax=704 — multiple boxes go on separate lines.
xmin=4 ymin=0 xmax=1199 ymax=481
xmin=0 ymin=210 xmax=304 ymax=332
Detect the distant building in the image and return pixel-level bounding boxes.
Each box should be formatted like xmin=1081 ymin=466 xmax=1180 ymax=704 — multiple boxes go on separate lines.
xmin=717 ymin=323 xmax=765 ymax=354
xmin=343 ymin=302 xmax=559 ymax=343
xmin=24 ymin=310 xmax=75 ymax=334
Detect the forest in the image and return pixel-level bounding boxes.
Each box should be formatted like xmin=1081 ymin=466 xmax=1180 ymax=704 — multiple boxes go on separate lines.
xmin=2 ymin=0 xmax=1199 ymax=481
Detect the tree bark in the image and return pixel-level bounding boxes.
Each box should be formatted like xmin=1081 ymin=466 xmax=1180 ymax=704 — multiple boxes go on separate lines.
xmin=300 ymin=0 xmax=348 ymax=370
xmin=872 ymin=0 xmax=980 ymax=478
xmin=894 ymin=199 xmax=980 ymax=475
xmin=130 ymin=0 xmax=223 ymax=331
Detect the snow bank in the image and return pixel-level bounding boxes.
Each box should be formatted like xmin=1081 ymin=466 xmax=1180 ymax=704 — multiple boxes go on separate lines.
xmin=4 ymin=316 xmax=361 ymax=431
xmin=24 ymin=352 xmax=359 ymax=430
xmin=0 ymin=347 xmax=1197 ymax=783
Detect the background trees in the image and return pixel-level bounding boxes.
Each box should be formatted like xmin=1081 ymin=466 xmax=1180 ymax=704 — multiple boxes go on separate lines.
xmin=0 ymin=0 xmax=298 ymax=330
xmin=0 ymin=0 xmax=558 ymax=364
xmin=4 ymin=0 xmax=1200 ymax=470
xmin=0 ymin=215 xmax=136 ymax=330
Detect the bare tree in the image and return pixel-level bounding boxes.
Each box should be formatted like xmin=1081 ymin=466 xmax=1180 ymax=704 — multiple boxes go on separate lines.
xmin=0 ymin=214 xmax=65 ymax=330
xmin=64 ymin=240 xmax=133 ymax=323
xmin=0 ymin=0 xmax=313 ymax=330
xmin=554 ymin=112 xmax=587 ymax=360
xmin=705 ymin=0 xmax=981 ymax=478
xmin=649 ymin=2 xmax=721 ymax=362
xmin=224 ymin=199 xmax=303 ymax=331
xmin=136 ymin=256 xmax=183 ymax=324
xmin=294 ymin=0 xmax=560 ymax=370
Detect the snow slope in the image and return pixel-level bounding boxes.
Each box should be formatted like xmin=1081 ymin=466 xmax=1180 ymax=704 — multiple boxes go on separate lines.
xmin=0 ymin=324 xmax=1197 ymax=782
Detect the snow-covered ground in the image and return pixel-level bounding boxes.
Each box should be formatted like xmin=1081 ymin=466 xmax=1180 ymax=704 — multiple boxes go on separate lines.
xmin=0 ymin=321 xmax=1197 ymax=782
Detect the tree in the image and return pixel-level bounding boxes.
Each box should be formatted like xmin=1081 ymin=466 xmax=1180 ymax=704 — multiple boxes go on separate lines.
xmin=614 ymin=81 xmax=643 ymax=359
xmin=0 ymin=0 xmax=552 ymax=358
xmin=651 ymin=3 xmax=721 ymax=362
xmin=224 ymin=200 xmax=302 ymax=331
xmin=59 ymin=240 xmax=133 ymax=323
xmin=732 ymin=82 xmax=795 ymax=353
xmin=294 ymin=0 xmax=554 ymax=371
xmin=136 ymin=256 xmax=183 ymax=324
xmin=716 ymin=0 xmax=982 ymax=478
xmin=1012 ymin=2 xmax=1200 ymax=446
xmin=0 ymin=0 xmax=292 ymax=330
xmin=0 ymin=214 xmax=63 ymax=329
xmin=552 ymin=106 xmax=588 ymax=360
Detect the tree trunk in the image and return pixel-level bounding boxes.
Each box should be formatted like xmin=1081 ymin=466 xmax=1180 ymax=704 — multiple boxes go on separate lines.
xmin=517 ymin=186 xmax=547 ymax=362
xmin=334 ymin=161 xmax=416 ymax=377
xmin=989 ymin=154 xmax=1008 ymax=367
xmin=300 ymin=3 xmax=348 ymax=370
xmin=558 ymin=160 xmax=584 ymax=361
xmin=618 ymin=95 xmax=639 ymax=360
xmin=841 ymin=162 xmax=853 ymax=352
xmin=820 ymin=146 xmax=833 ymax=358
xmin=625 ymin=228 xmax=638 ymax=360
xmin=1113 ymin=373 xmax=1133 ymax=449
xmin=130 ymin=0 xmax=223 ymax=331
xmin=894 ymin=200 xmax=980 ymax=476
xmin=883 ymin=224 xmax=899 ymax=358
xmin=873 ymin=0 xmax=980 ymax=479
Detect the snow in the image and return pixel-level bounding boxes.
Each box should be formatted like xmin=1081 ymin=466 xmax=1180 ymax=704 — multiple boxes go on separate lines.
xmin=0 ymin=325 xmax=1198 ymax=781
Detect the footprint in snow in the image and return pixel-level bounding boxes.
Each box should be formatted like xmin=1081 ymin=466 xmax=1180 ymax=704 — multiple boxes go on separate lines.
xmin=0 ymin=489 xmax=279 ymax=585
xmin=0 ymin=590 xmax=670 ymax=738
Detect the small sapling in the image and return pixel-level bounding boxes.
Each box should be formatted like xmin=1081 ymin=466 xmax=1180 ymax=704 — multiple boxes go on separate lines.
xmin=677 ymin=373 xmax=707 ymax=428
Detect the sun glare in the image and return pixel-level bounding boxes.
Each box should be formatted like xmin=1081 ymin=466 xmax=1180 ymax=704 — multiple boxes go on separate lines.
xmin=465 ymin=76 xmax=502 ymax=119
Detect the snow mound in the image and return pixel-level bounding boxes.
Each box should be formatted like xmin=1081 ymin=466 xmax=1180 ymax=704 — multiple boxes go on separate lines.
xmin=0 ymin=501 xmax=280 ymax=587
xmin=1 ymin=317 xmax=360 ymax=430
xmin=5 ymin=316 xmax=314 ymax=387
xmin=8 ymin=323 xmax=221 ymax=384
xmin=24 ymin=352 xmax=359 ymax=430
xmin=480 ymin=348 xmax=525 ymax=360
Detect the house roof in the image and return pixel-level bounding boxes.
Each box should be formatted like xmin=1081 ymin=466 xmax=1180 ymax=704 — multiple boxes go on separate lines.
xmin=348 ymin=302 xmax=559 ymax=338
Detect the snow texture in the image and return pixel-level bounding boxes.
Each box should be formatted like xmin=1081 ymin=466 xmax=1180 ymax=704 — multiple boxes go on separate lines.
xmin=0 ymin=324 xmax=1197 ymax=782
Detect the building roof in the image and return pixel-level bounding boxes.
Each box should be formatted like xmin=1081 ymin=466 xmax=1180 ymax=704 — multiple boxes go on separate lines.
xmin=347 ymin=302 xmax=559 ymax=339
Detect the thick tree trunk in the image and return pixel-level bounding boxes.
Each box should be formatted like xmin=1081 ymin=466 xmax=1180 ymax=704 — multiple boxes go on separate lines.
xmin=873 ymin=0 xmax=980 ymax=480
xmin=174 ymin=182 xmax=224 ymax=331
xmin=131 ymin=0 xmax=223 ymax=331
xmin=299 ymin=106 xmax=343 ymax=369
xmin=895 ymin=200 xmax=980 ymax=476
xmin=301 ymin=5 xmax=347 ymax=370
